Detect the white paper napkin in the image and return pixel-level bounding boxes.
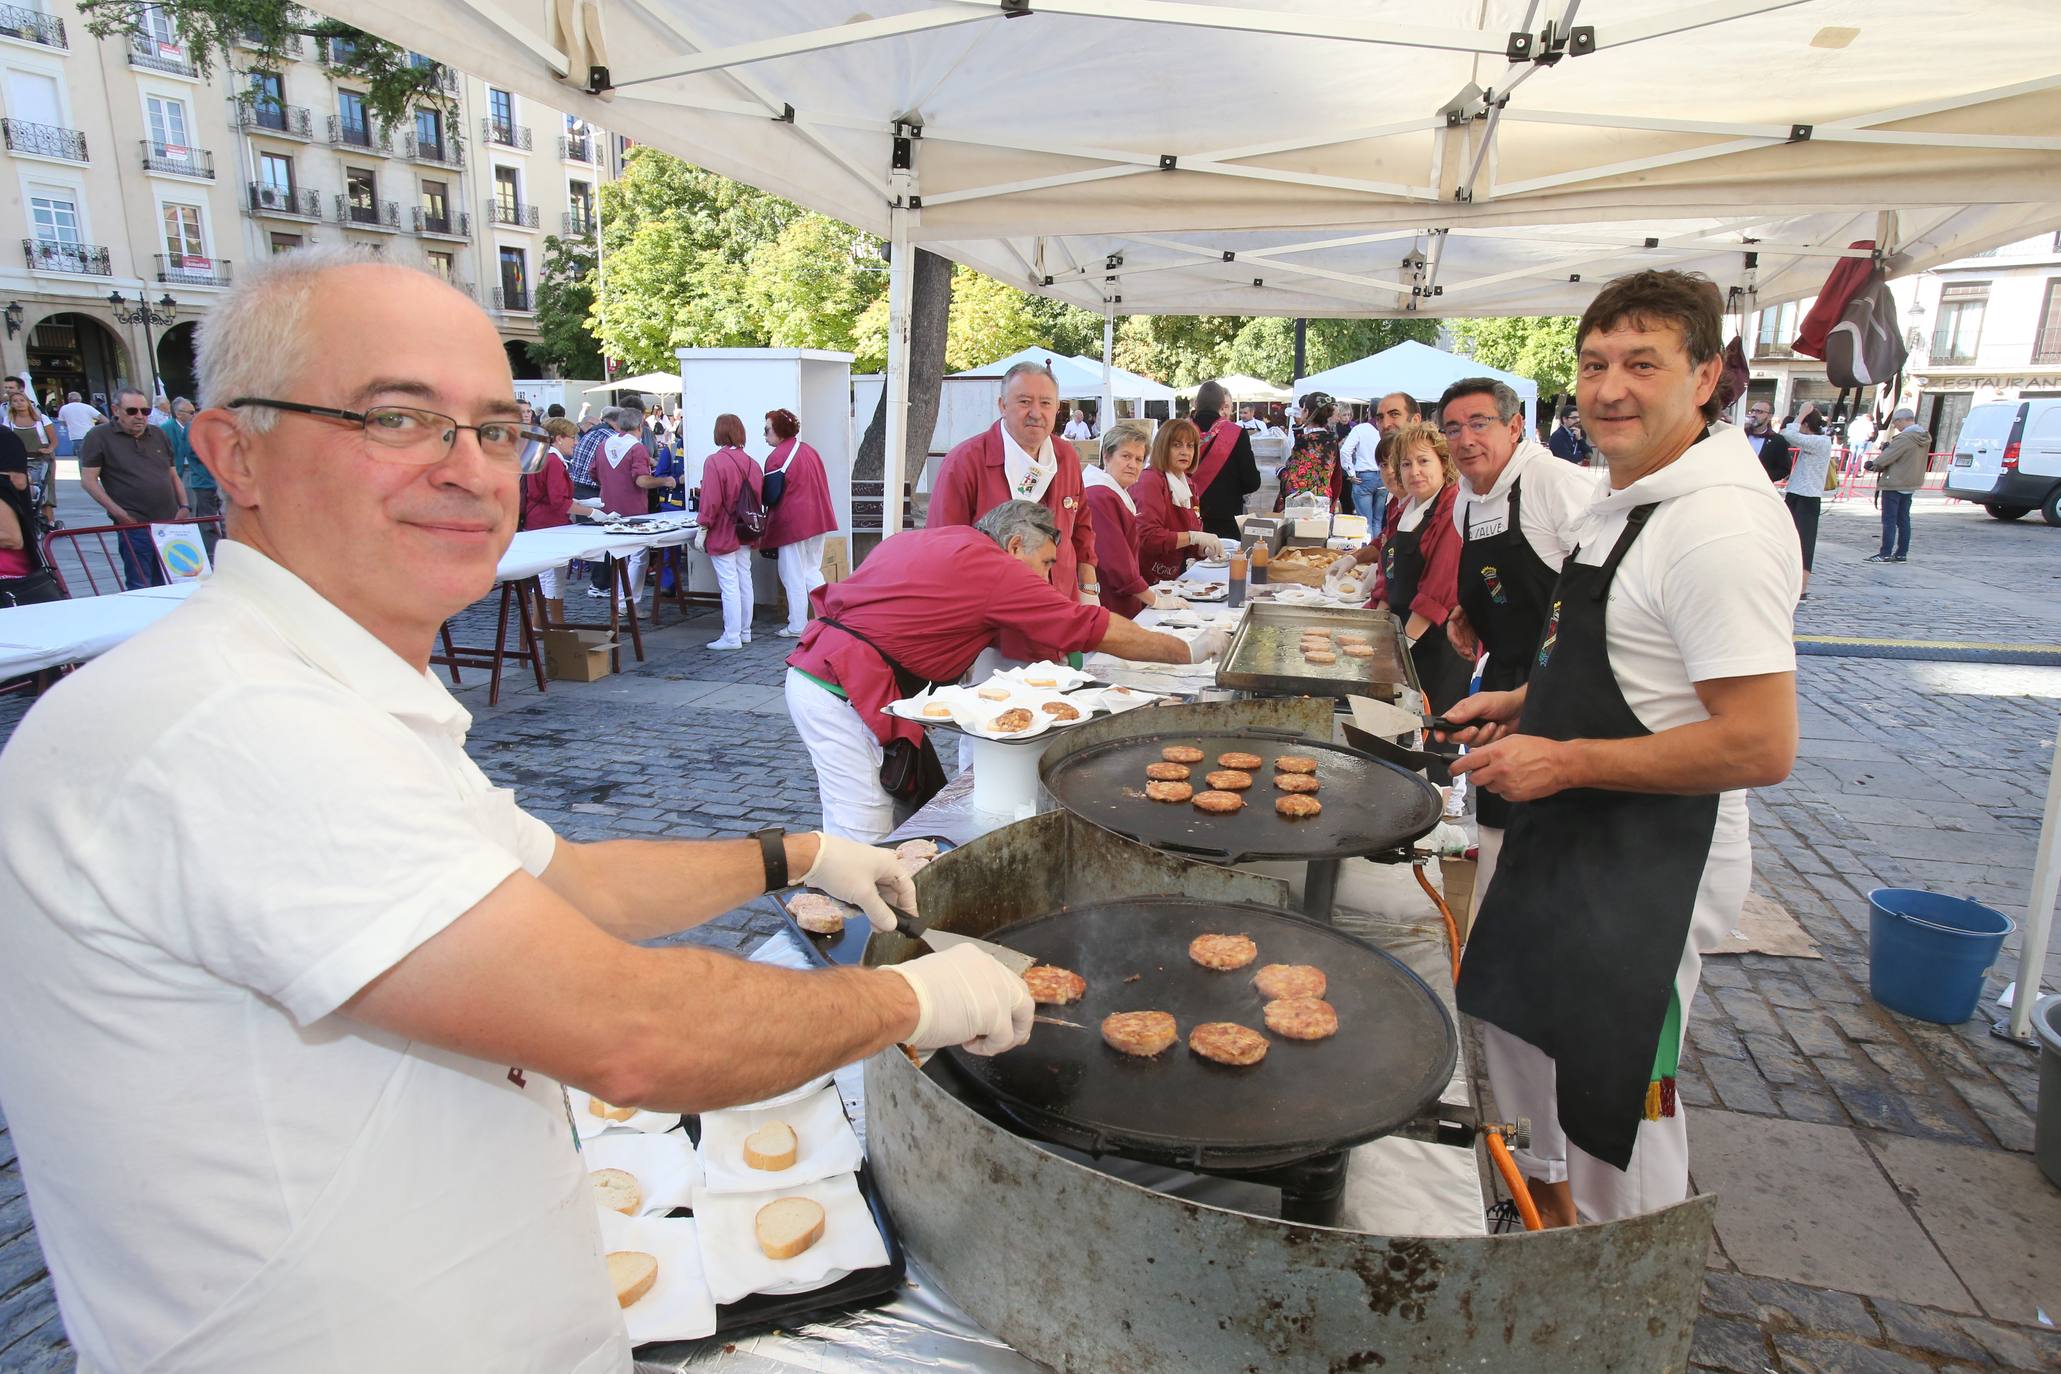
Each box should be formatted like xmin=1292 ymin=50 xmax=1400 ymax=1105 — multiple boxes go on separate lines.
xmin=584 ymin=1130 xmax=702 ymax=1216
xmin=595 ymin=1212 xmax=718 ymax=1343
xmin=568 ymin=1088 xmax=682 ymax=1140
xmin=734 ymin=1072 xmax=835 ymax=1111
xmin=698 ymin=1084 xmax=864 ymax=1195
xmin=691 ymin=1172 xmax=891 ymax=1305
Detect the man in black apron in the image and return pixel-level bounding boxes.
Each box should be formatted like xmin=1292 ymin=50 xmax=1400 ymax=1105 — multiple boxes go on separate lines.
xmin=1438 ymin=378 xmax=1596 ymax=898
xmin=1442 ymin=270 xmax=1801 ymax=1225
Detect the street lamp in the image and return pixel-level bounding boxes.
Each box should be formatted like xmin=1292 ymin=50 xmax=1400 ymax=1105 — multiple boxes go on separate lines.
xmin=107 ymin=290 xmax=177 ymax=397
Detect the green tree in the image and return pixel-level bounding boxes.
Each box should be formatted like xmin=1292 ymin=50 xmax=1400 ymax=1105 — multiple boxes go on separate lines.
xmin=1445 ymin=316 xmax=1581 ymax=399
xmin=592 ymin=148 xmax=798 ymax=373
xmin=1113 ymin=315 xmax=1243 ymax=386
xmin=532 ymin=234 xmax=604 ymax=380
xmin=743 ymin=215 xmax=887 ymax=359
xmin=80 ymin=0 xmax=453 ymax=129
xmin=853 ymin=264 xmax=1081 ymax=373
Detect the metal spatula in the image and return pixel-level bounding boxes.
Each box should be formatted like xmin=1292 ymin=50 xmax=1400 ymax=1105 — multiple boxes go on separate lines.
xmin=889 ymin=904 xmax=1038 ymax=976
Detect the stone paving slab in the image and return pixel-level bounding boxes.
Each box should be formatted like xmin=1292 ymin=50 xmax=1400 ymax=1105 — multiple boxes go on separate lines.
xmin=1863 ymin=1132 xmax=2061 ymax=1328
xmin=1688 ymin=1111 xmax=1976 ymax=1313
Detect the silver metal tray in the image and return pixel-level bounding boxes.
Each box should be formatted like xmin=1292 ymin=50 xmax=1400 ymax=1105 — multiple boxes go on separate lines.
xmin=1214 ymin=601 xmax=1420 ymax=701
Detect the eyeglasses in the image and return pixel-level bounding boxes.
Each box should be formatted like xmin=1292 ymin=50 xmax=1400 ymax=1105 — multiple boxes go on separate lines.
xmin=226 ymin=398 xmax=550 ymax=473
xmin=1440 ymin=416 xmax=1505 ymax=439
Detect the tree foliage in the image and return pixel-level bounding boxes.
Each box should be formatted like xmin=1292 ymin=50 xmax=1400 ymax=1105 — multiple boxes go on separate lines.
xmin=743 ymin=215 xmax=886 ymax=360
xmin=533 ymin=235 xmax=603 ymax=380
xmin=1445 ymin=316 xmax=1581 ymax=400
xmin=79 ymin=0 xmax=453 ymax=128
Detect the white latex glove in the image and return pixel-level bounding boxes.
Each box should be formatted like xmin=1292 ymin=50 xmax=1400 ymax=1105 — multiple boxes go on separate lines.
xmin=800 ymin=832 xmax=916 ymax=933
xmin=1079 ymin=586 xmax=1101 ymax=607
xmin=1327 ymin=553 xmax=1359 ymax=580
xmin=1190 ymin=532 xmax=1224 ymax=559
xmin=882 ymin=943 xmax=1034 ymax=1055
xmin=1187 ymin=627 xmax=1232 ymax=663
xmin=1151 ymin=592 xmax=1190 ymax=611
xmin=691 ymin=528 xmax=707 ymax=552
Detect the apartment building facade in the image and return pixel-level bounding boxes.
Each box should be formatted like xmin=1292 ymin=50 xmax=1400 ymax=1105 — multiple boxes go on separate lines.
xmin=0 ymin=4 xmax=608 ymax=406
xmin=1740 ymin=231 xmax=2061 ymax=454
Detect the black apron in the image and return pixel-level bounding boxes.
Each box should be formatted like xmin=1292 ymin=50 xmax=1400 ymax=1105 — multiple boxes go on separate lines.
xmin=1455 ymin=474 xmax=1561 ymax=828
xmin=1384 ymin=501 xmax=1471 ymax=717
xmin=1455 ymin=504 xmax=1719 ymax=1170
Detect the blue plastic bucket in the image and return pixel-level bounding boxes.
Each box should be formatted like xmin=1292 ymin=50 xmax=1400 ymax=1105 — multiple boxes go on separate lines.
xmin=1867 ymin=888 xmax=2015 ymax=1024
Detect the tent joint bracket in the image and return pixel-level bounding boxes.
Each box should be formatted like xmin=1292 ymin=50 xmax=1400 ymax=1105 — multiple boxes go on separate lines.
xmin=774 ymin=103 xmax=795 ymax=124
xmin=1001 ymin=0 xmax=1031 ymax=15
xmin=1789 ymin=123 xmax=1813 ymax=142
xmin=1507 ymin=20 xmax=1594 ymax=66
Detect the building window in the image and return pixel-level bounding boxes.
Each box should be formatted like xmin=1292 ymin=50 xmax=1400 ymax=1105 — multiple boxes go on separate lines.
xmin=489 ymin=87 xmax=513 ymax=130
xmin=259 ymin=151 xmax=293 ymax=193
xmin=337 ymin=90 xmax=370 ymax=145
xmin=499 ymin=245 xmax=526 ymax=305
xmin=420 ymin=179 xmax=448 ymax=219
xmin=568 ymin=179 xmax=593 ymax=232
xmin=1754 ymin=302 xmax=1799 ymax=357
xmin=2035 ymin=279 xmax=2061 ymax=366
xmin=29 ymin=192 xmax=80 ymax=244
xmin=250 ymin=72 xmax=285 ymax=128
xmin=146 ymin=93 xmax=191 ymax=153
xmin=493 ymin=165 xmax=520 ymax=214
xmin=1931 ymin=282 xmax=1988 ymax=365
xmin=346 ymin=166 xmax=376 ymax=219
xmin=269 ymin=232 xmax=303 ymax=253
xmin=161 ymin=202 xmax=205 ymax=261
xmin=414 ymin=107 xmax=442 ymax=154
xmin=427 ymin=250 xmax=453 ymax=280
xmin=140 ymin=6 xmax=179 ymax=50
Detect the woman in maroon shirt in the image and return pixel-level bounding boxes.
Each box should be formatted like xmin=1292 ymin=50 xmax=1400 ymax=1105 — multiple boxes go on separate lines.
xmin=520 ymin=418 xmax=601 ymax=623
xmin=1132 ymin=418 xmax=1223 ymax=583
xmin=1080 ymin=420 xmax=1179 ymax=619
xmin=759 ymin=408 xmax=840 ymax=638
xmin=696 ymin=413 xmax=765 ymax=651
xmin=1379 ymin=421 xmax=1470 ymax=719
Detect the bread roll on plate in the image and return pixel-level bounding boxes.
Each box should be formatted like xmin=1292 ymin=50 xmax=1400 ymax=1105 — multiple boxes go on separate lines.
xmin=743 ymin=1121 xmax=799 ymax=1172
xmin=755 ymin=1196 xmax=827 ymax=1260
xmin=608 ymin=1250 xmax=659 ymax=1307
xmin=589 ymin=1167 xmax=643 ymax=1216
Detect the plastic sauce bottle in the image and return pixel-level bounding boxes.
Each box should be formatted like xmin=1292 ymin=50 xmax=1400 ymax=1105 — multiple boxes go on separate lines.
xmin=1250 ymin=542 xmax=1271 ymax=586
xmin=1227 ymin=548 xmax=1248 ymax=608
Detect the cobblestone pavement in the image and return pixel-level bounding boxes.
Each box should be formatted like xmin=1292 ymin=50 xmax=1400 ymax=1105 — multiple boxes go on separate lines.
xmin=4 ymin=487 xmax=2061 ymax=1371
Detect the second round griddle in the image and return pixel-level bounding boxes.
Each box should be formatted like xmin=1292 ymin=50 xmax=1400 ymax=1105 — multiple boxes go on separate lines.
xmin=939 ymin=898 xmax=1456 ymax=1170
xmin=1039 ymin=727 xmax=1442 ymax=865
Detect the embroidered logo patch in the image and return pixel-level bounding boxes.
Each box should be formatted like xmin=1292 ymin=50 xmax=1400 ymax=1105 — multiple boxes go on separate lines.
xmin=1482 ymin=565 xmax=1508 ymax=605
xmin=1537 ymin=598 xmax=1562 ymax=667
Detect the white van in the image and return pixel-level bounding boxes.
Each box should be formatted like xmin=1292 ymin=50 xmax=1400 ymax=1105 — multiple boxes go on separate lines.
xmin=1942 ymin=399 xmax=2061 ymax=524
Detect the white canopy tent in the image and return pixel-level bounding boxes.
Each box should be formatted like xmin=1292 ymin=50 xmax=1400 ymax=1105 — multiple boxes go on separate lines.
xmin=583 ymin=372 xmax=684 ymax=395
xmin=320 ymin=0 xmax=2061 ymax=1024
xmin=1295 ymin=340 xmax=1541 ymax=432
xmin=1177 ymin=374 xmax=1293 ymax=404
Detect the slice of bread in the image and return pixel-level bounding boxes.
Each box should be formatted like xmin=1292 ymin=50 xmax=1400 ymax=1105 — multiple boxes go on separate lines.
xmin=742 ymin=1121 xmax=798 ymax=1172
xmin=754 ymin=1196 xmax=826 ymax=1260
xmin=589 ymin=1167 xmax=643 ymax=1215
xmin=589 ymin=1098 xmax=637 ymax=1122
xmin=608 ymin=1250 xmax=659 ymax=1308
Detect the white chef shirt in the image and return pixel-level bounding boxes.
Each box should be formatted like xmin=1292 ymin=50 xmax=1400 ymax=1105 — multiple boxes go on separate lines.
xmin=1453 ymin=437 xmax=1599 ymax=569
xmin=1338 ymin=420 xmax=1383 ymax=475
xmin=1563 ymin=426 xmax=1801 ymax=846
xmin=0 ymin=542 xmax=630 ymax=1374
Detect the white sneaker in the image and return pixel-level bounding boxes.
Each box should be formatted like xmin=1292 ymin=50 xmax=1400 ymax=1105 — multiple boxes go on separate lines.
xmin=707 ymin=637 xmax=743 ymax=651
xmin=584 ymin=587 xmax=609 ymax=599
xmin=777 ymin=626 xmax=805 ymax=638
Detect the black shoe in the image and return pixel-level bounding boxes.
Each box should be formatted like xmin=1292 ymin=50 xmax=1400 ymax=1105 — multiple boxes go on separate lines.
xmin=1890 ymin=555 xmax=1907 ymax=563
xmin=1864 ymin=553 xmax=1891 ymax=563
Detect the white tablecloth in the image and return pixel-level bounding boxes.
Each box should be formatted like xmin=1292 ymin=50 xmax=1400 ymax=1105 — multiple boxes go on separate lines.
xmin=0 ymin=581 xmax=201 ymax=677
xmin=495 ymin=517 xmax=697 ymax=583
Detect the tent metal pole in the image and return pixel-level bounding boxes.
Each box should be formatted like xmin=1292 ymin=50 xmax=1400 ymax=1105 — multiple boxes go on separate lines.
xmin=2008 ymin=729 xmax=2061 ymax=1042
xmin=1101 ymin=300 xmax=1115 ymax=432
xmin=882 ymin=204 xmax=914 ymax=537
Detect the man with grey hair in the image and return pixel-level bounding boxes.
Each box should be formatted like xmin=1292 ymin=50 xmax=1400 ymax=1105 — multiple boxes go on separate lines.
xmin=787 ymin=499 xmax=1225 ymax=840
xmin=0 ymin=246 xmax=1037 ymax=1372
xmin=79 ymin=386 xmax=189 ymax=587
xmin=1864 ymin=406 xmax=1929 ymax=563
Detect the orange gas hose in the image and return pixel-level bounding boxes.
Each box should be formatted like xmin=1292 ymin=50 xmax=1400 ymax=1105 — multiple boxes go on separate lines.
xmin=1415 ymin=856 xmax=1543 ymax=1231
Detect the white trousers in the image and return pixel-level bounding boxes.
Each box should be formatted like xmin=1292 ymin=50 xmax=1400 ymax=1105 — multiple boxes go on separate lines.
xmin=784 ymin=668 xmax=900 ymax=842
xmin=611 ymin=549 xmax=648 ymax=607
xmin=1476 ymin=826 xmax=1750 ymax=1222
xmin=710 ymin=547 xmax=753 ymax=643
xmin=776 ymin=535 xmax=828 ymax=632
xmin=535 ymin=564 xmax=568 ymax=601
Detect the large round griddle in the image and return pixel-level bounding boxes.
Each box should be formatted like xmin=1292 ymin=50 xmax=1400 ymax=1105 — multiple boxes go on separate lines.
xmin=1038 ymin=728 xmax=1442 ymax=865
xmin=939 ymin=898 xmax=1456 ymax=1170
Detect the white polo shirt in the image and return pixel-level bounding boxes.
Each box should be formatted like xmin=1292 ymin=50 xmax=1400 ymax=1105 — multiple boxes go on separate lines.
xmin=1453 ymin=438 xmax=1600 ymax=568
xmin=0 ymin=542 xmax=630 ymax=1374
xmin=1565 ymin=426 xmax=1802 ymax=844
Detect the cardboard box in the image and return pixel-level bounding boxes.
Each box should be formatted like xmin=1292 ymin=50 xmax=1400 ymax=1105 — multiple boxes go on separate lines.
xmin=542 ymin=628 xmax=614 ymax=682
xmin=1441 ymin=856 xmax=1479 ymax=942
xmin=820 ymin=536 xmax=850 ymax=584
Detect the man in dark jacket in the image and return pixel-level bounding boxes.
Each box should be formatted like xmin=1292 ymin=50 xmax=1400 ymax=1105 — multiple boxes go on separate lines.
xmin=1742 ymin=399 xmax=1793 ymax=484
xmin=1865 ymin=408 xmax=1929 ymax=563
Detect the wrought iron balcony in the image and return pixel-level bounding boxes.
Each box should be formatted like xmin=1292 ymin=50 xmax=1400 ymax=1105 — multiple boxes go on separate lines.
xmin=2 ymin=118 xmax=86 ymax=161
xmin=559 ymin=131 xmax=594 ymax=163
xmin=481 ymin=116 xmax=530 ymax=151
xmin=487 ymin=199 xmax=539 ymax=229
xmin=155 ymin=253 xmax=231 ymax=287
xmin=23 ymin=238 xmax=110 ymax=276
xmin=248 ymin=182 xmax=321 ymax=218
xmin=493 ymin=285 xmax=531 ymax=312
xmin=403 ymin=132 xmax=464 ymax=168
xmin=335 ymin=195 xmax=401 ymax=230
xmin=413 ymin=207 xmax=471 ymax=239
xmin=234 ymin=100 xmax=313 ymax=139
xmin=141 ymin=139 xmax=214 ymax=178
xmin=407 ymin=55 xmax=457 ymax=94
xmin=0 ymin=3 xmax=65 ymax=47
xmin=448 ymin=280 xmax=475 ymax=300
xmin=562 ymin=210 xmax=595 ymax=236
xmin=128 ymin=32 xmax=197 ymax=76
xmin=2033 ymin=334 xmax=2061 ymax=366
xmin=327 ymin=114 xmax=389 ymax=152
